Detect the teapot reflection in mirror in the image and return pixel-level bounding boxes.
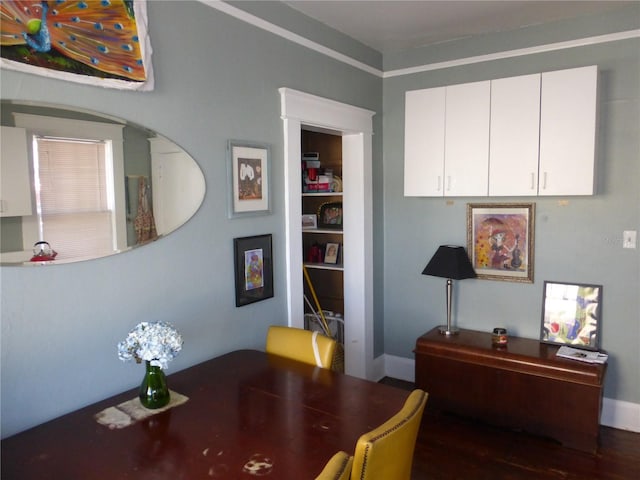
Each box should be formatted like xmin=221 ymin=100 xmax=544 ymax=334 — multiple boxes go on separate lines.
xmin=0 ymin=101 xmax=206 ymax=265
xmin=30 ymin=241 xmax=57 ymax=262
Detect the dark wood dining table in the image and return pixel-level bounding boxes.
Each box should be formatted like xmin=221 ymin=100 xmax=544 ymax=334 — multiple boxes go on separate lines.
xmin=1 ymin=349 xmax=409 ymax=479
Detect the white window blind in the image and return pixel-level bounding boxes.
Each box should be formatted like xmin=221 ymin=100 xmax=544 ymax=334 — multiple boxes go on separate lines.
xmin=35 ymin=137 xmax=115 ymax=260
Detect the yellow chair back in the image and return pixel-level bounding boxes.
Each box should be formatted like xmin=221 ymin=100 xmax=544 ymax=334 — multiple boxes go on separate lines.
xmin=350 ymin=389 xmax=428 ymax=480
xmin=315 ymin=451 xmax=353 ymax=480
xmin=265 ymin=325 xmax=337 ymax=369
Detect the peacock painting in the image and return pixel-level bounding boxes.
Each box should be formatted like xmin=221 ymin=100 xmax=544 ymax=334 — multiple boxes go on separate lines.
xmin=0 ymin=0 xmax=150 ymax=85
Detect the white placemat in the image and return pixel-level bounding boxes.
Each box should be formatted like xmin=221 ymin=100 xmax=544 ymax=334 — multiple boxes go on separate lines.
xmin=94 ymin=390 xmax=189 ymax=429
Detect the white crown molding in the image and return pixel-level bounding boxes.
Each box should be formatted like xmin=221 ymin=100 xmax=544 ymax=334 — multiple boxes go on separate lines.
xmin=382 ymin=354 xmax=640 ymax=433
xmin=198 ymin=0 xmax=383 ymax=77
xmin=199 ymin=2 xmax=639 ymax=79
xmin=383 ymin=30 xmax=640 ymax=78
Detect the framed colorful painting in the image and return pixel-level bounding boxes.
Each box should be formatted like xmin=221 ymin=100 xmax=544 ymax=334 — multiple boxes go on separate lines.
xmin=233 ymin=234 xmax=274 ymax=307
xmin=467 ymin=203 xmax=535 ymax=283
xmin=540 ymin=281 xmax=602 ymax=350
xmin=227 ymin=140 xmax=271 ymax=218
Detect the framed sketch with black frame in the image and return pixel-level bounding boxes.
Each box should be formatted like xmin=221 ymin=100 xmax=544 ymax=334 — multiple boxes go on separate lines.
xmin=540 ymin=280 xmax=602 ymax=350
xmin=233 ymin=234 xmax=274 ymax=307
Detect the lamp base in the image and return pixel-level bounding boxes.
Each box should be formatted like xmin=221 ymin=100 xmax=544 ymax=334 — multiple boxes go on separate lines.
xmin=438 ymin=325 xmax=459 ymax=336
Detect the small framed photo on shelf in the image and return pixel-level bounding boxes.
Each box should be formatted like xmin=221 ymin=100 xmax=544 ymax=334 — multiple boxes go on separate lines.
xmin=302 ymin=214 xmax=317 ymax=230
xmin=540 ymin=281 xmax=602 ymax=350
xmin=227 ymin=140 xmax=271 ymax=218
xmin=233 ymin=234 xmax=274 ymax=307
xmin=318 ymin=202 xmax=342 ymax=229
xmin=324 ymin=243 xmax=340 ymax=264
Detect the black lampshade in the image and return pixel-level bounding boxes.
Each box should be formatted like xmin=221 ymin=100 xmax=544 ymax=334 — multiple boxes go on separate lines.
xmin=422 ymin=245 xmax=476 ymax=280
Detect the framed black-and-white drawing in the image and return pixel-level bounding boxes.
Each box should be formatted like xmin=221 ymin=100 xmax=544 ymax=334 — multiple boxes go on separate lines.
xmin=227 ymin=140 xmax=271 ymax=218
xmin=233 ymin=234 xmax=274 ymax=307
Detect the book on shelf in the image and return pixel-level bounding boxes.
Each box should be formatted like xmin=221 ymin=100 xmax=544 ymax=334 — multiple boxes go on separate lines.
xmin=556 ymin=345 xmax=608 ymax=364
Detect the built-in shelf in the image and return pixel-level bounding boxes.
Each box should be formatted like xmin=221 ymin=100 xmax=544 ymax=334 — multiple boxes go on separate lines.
xmin=304 ymin=262 xmax=344 ymax=271
xmin=302 ymin=192 xmax=343 ymax=197
xmin=280 ymin=87 xmax=374 ymax=380
xmin=302 ymin=228 xmax=343 ymax=235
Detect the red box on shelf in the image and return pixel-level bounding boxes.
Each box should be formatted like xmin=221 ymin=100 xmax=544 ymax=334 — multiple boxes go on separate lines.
xmin=304 ymin=182 xmax=330 ymax=192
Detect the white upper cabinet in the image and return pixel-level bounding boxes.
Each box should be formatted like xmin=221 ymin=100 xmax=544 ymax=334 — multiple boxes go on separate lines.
xmin=444 ymin=81 xmax=490 ymax=196
xmin=0 ymin=126 xmax=33 ymax=217
xmin=539 ymin=65 xmax=598 ymax=196
xmin=405 ymin=65 xmax=598 ymax=197
xmin=489 ymin=73 xmax=541 ymax=196
xmin=404 ymin=81 xmax=489 ymax=197
xmin=404 ymin=87 xmax=446 ymax=196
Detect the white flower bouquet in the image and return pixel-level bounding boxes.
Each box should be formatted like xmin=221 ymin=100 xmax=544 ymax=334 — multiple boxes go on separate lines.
xmin=117 ymin=321 xmax=183 ymax=370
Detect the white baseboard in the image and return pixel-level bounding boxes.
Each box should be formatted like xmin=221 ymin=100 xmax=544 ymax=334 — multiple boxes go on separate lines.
xmin=601 ymin=397 xmax=640 ymax=432
xmin=379 ymin=353 xmax=415 ymax=383
xmin=379 ymin=354 xmax=640 ymax=433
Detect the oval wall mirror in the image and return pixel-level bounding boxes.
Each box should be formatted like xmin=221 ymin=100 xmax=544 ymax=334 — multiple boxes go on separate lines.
xmin=0 ymin=100 xmax=206 ymax=265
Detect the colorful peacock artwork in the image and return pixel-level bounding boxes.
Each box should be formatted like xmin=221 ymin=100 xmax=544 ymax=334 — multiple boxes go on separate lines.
xmin=0 ymin=0 xmax=151 ymax=86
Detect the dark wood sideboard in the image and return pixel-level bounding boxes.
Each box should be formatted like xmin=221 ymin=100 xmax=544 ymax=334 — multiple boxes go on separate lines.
xmin=414 ymin=327 xmax=607 ymax=453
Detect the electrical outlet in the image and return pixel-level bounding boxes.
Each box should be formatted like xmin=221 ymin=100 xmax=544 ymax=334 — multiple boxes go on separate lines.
xmin=623 ymin=230 xmax=637 ymax=249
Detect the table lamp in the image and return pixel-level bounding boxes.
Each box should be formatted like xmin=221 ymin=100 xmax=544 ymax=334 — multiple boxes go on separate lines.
xmin=422 ymin=245 xmax=476 ymax=335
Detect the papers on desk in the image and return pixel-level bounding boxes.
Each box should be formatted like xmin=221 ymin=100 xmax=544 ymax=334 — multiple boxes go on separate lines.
xmin=556 ymin=346 xmax=608 ymax=364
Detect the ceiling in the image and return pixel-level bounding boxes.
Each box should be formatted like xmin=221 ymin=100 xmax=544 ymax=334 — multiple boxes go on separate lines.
xmin=283 ymin=1 xmax=634 ymax=55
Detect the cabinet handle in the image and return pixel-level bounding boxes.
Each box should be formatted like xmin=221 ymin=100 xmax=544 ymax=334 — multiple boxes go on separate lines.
xmin=543 ymin=172 xmax=548 ymax=190
xmin=437 ymin=176 xmax=442 ymax=192
xmin=446 ymin=176 xmax=451 ymax=192
xmin=530 ymin=173 xmax=535 ymax=190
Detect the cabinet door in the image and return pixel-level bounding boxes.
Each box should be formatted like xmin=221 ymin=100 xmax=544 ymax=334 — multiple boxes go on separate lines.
xmin=489 ymin=74 xmax=541 ymax=196
xmin=539 ymin=66 xmax=597 ymax=195
xmin=404 ymin=87 xmax=445 ymax=196
xmin=0 ymin=126 xmax=33 ymax=217
xmin=444 ymin=81 xmax=490 ymax=196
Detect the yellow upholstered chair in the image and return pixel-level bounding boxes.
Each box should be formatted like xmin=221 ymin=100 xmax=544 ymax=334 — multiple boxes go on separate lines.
xmin=315 ymin=451 xmax=353 ymax=480
xmin=349 ymin=389 xmax=428 ymax=480
xmin=265 ymin=325 xmax=337 ymax=369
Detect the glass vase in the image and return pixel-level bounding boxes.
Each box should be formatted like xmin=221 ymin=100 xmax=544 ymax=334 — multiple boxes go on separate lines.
xmin=139 ymin=361 xmax=170 ymax=409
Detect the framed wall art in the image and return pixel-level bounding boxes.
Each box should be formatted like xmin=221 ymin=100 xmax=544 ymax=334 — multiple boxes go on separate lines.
xmin=233 ymin=234 xmax=274 ymax=307
xmin=227 ymin=140 xmax=271 ymax=218
xmin=467 ymin=203 xmax=535 ymax=283
xmin=540 ymin=281 xmax=602 ymax=350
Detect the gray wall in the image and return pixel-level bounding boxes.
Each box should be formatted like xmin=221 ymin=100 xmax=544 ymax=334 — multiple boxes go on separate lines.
xmin=382 ymin=6 xmax=640 ymax=405
xmin=0 ymin=1 xmax=382 ymax=438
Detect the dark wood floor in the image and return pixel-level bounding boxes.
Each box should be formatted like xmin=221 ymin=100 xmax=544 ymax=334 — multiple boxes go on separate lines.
xmin=380 ymin=377 xmax=640 ymax=480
